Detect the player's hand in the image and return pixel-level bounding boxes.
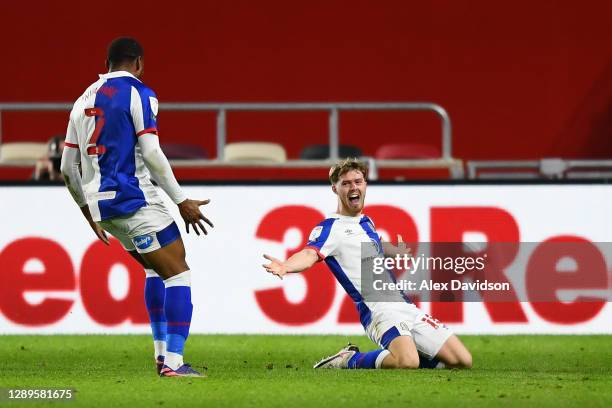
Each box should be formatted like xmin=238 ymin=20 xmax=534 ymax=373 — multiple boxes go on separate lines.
xmin=89 ymin=221 xmax=110 ymax=245
xmin=382 ymin=234 xmax=411 ymax=257
xmin=178 ymin=198 xmax=214 ymax=236
xmin=80 ymin=204 xmax=109 ymax=245
xmin=396 ymin=234 xmax=408 ymax=251
xmin=262 ymin=254 xmax=288 ymax=280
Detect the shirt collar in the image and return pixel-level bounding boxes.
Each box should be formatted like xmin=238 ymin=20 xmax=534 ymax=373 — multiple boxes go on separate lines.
xmin=98 ymin=70 xmax=141 ymax=82
xmin=330 ymin=213 xmax=364 ymax=222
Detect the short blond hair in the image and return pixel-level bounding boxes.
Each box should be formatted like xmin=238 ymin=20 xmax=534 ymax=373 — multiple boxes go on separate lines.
xmin=328 ymin=158 xmax=368 ymax=184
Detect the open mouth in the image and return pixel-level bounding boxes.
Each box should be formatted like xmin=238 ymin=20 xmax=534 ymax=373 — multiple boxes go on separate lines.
xmin=348 ymin=193 xmax=360 ymax=205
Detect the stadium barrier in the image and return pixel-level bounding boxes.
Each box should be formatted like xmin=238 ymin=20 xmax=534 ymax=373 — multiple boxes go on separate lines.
xmin=467 ymin=159 xmax=612 ymax=179
xmin=0 ymin=102 xmax=464 ymax=180
xmin=0 ymin=183 xmax=611 ymax=334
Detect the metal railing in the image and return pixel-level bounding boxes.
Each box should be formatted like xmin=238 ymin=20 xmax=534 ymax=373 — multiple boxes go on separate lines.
xmin=0 ymin=102 xmax=453 ymax=161
xmin=467 ymin=159 xmax=612 ymax=179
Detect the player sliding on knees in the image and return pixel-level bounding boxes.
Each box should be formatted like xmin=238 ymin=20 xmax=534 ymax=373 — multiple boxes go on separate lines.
xmin=60 ymin=37 xmax=213 ymax=378
xmin=263 ymin=158 xmax=472 ymax=370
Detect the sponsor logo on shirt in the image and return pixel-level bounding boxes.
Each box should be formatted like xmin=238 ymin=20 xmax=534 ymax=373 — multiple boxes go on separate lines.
xmin=134 ymin=234 xmax=154 ymax=249
xmin=92 ymin=191 xmax=117 ymax=201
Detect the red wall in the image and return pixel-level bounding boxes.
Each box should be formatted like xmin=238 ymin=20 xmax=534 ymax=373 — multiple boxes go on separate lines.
xmin=1 ymin=0 xmax=611 ymax=160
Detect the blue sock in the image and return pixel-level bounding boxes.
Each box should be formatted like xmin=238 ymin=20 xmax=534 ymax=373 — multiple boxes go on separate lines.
xmin=165 ymin=286 xmax=192 ymax=352
xmin=348 ymin=350 xmax=385 ymax=369
xmin=164 ymin=271 xmax=193 ymax=368
xmin=144 ymin=276 xmax=167 ymax=342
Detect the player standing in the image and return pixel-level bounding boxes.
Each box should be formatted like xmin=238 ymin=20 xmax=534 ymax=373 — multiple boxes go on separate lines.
xmin=60 ymin=37 xmax=212 ymax=377
xmin=263 ymin=158 xmax=472 ymax=369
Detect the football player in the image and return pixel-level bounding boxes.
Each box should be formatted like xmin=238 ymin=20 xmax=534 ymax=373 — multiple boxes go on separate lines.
xmin=263 ymin=158 xmax=471 ymax=369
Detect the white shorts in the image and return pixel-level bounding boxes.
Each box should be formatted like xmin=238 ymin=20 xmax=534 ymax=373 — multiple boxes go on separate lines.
xmin=98 ymin=201 xmax=180 ymax=254
xmin=365 ymin=302 xmax=453 ymax=359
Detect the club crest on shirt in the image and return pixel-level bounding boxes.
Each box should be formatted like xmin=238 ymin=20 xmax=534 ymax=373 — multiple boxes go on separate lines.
xmin=149 ymin=96 xmax=159 ymax=119
xmin=309 ymin=226 xmax=323 ymax=242
xmin=134 ymin=234 xmax=154 ymax=249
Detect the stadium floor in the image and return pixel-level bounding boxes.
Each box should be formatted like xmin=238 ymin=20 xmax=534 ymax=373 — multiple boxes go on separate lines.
xmin=1 ymin=335 xmax=611 ymax=407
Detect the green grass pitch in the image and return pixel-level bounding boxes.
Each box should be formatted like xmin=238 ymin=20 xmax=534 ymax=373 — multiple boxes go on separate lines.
xmin=1 ymin=335 xmax=610 ymax=407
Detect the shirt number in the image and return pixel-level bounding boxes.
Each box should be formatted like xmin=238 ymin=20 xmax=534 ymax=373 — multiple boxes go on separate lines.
xmin=84 ymin=107 xmax=107 ymax=155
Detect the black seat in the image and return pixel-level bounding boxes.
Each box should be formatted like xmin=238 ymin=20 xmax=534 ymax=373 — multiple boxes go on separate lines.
xmin=160 ymin=143 xmax=208 ymax=159
xmin=300 ymin=144 xmax=363 ymax=159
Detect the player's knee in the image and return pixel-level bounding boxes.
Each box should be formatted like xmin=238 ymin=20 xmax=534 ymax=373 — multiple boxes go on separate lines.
xmin=447 ymin=350 xmax=472 ymax=369
xmin=395 ymin=354 xmax=419 ymax=369
xmin=458 ymin=351 xmax=473 ymax=369
xmin=175 ymin=259 xmax=189 ymax=274
xmin=165 ymin=265 xmax=189 ymax=279
xmin=163 ymin=258 xmax=189 ymax=276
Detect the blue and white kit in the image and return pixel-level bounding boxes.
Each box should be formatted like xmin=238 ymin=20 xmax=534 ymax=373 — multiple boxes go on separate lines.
xmin=306 ymin=213 xmax=452 ymax=358
xmin=61 ymin=71 xmax=186 ymax=253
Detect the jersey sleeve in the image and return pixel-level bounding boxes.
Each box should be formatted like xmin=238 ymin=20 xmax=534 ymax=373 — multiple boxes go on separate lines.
xmin=64 ymin=114 xmax=79 ymax=149
xmin=130 ymin=86 xmax=159 ymax=137
xmin=305 ymin=218 xmax=340 ymax=260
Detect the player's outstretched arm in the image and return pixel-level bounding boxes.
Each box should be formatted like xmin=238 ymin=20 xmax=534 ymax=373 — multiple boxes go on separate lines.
xmin=138 ymin=133 xmax=214 ymax=235
xmin=262 ymin=248 xmax=319 ymax=279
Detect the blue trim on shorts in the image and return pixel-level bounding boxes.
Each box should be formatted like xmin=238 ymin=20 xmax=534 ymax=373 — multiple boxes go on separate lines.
xmin=156 ymin=222 xmax=180 ymax=248
xmin=380 ymin=326 xmax=401 ymax=349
